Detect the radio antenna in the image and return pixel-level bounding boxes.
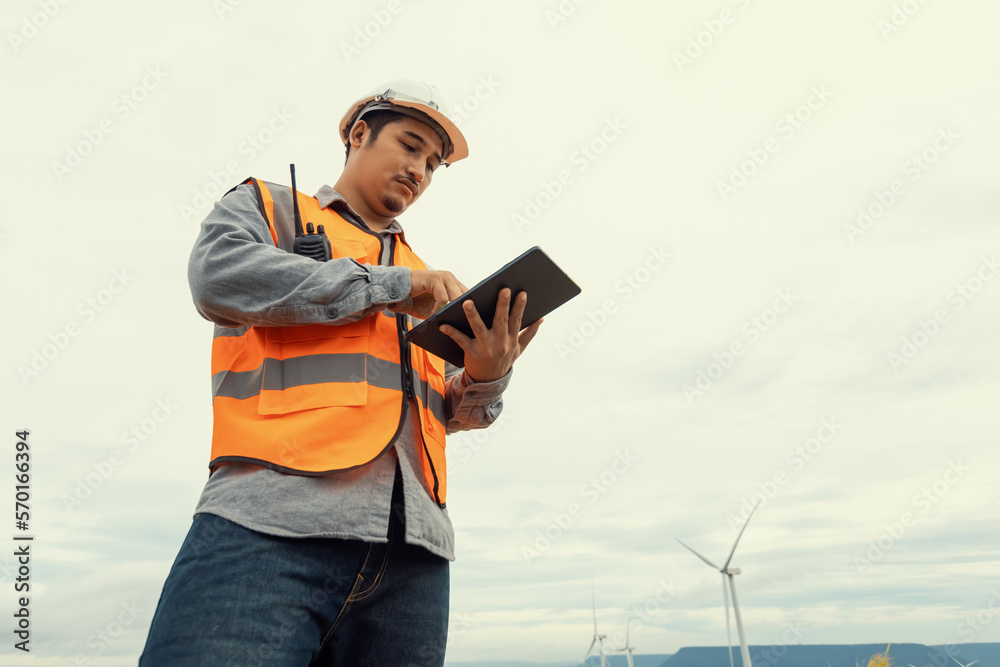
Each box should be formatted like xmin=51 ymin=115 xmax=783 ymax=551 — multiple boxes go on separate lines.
xmin=290 ymin=163 xmax=304 ymax=237
xmin=289 ymin=163 xmax=332 ymax=262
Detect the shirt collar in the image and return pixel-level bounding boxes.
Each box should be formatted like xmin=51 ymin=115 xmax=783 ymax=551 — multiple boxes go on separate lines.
xmin=314 ymin=185 xmax=405 ymax=235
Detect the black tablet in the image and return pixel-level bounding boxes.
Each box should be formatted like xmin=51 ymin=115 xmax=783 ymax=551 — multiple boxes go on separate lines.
xmin=404 ymin=247 xmax=581 ymax=367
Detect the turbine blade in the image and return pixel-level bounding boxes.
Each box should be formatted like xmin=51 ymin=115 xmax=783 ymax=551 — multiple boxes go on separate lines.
xmin=723 ymin=573 xmax=734 ymax=667
xmin=625 ymin=605 xmax=632 ymax=646
xmin=591 ymin=574 xmax=598 ymax=634
xmin=678 ymin=538 xmax=721 ymax=570
xmin=584 ymin=636 xmax=596 ymax=661
xmin=723 ymin=501 xmax=760 ymax=570
xmin=950 ymin=658 xmax=977 ymax=667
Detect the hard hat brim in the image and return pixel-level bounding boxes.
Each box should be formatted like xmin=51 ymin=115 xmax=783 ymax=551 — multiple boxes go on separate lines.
xmin=339 ymin=92 xmax=469 ymax=163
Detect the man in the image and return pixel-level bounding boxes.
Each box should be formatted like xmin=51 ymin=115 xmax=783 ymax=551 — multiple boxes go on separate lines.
xmin=140 ymin=80 xmax=541 ymax=666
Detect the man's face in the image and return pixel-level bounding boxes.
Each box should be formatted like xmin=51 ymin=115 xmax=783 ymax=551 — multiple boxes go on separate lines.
xmin=348 ymin=115 xmax=445 ymax=218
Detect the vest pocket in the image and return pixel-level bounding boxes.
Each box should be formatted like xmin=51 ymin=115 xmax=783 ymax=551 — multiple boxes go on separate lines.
xmin=258 ymin=326 xmax=370 ymax=415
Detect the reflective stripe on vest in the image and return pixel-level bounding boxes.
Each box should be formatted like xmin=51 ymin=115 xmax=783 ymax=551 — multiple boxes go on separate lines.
xmin=207 ymin=178 xmax=450 ymax=504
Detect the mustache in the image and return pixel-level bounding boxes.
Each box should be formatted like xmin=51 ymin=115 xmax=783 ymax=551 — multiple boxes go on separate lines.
xmin=394 ymin=175 xmax=419 ymax=198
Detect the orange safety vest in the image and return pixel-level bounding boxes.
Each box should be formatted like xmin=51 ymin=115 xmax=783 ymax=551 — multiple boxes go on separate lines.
xmin=208 ymin=178 xmax=449 ymax=505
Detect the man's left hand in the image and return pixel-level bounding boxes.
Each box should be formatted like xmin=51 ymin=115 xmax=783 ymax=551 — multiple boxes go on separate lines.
xmin=439 ymin=288 xmax=543 ymax=383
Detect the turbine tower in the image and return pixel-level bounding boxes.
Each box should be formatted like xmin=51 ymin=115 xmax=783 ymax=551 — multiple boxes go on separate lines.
xmin=613 ymin=605 xmax=637 ymax=667
xmin=583 ymin=575 xmax=608 ymax=667
xmin=677 ymin=502 xmax=760 ymax=667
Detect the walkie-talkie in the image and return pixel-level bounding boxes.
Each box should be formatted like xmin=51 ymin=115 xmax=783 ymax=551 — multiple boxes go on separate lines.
xmin=290 ymin=163 xmax=332 ymax=261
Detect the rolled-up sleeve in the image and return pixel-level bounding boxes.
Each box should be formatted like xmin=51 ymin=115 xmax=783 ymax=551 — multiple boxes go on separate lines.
xmin=188 ymin=183 xmax=412 ymax=328
xmin=444 ymin=362 xmax=509 ymax=434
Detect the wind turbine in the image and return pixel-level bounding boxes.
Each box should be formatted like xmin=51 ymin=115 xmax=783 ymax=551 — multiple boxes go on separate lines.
xmin=949 ymin=657 xmax=979 ymax=667
xmin=677 ymin=502 xmax=760 ymax=667
xmin=583 ymin=575 xmax=608 ymax=667
xmin=613 ymin=605 xmax=636 ymax=667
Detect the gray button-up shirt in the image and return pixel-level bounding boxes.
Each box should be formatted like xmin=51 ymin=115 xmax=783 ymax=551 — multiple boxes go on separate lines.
xmin=188 ymin=182 xmax=507 ymax=561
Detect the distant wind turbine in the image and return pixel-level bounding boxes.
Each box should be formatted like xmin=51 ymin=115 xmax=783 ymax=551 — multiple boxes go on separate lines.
xmin=950 ymin=657 xmax=979 ymax=667
xmin=677 ymin=502 xmax=760 ymax=667
xmin=583 ymin=575 xmax=608 ymax=667
xmin=613 ymin=605 xmax=636 ymax=667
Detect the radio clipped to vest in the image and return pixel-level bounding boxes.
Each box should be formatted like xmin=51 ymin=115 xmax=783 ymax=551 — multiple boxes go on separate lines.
xmin=289 ymin=163 xmax=332 ymax=262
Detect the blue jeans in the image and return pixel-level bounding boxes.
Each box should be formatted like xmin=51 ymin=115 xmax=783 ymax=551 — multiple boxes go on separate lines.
xmin=139 ymin=490 xmax=449 ymax=666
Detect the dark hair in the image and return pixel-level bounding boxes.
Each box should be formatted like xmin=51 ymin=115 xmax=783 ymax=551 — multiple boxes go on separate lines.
xmin=344 ymin=110 xmax=405 ymax=163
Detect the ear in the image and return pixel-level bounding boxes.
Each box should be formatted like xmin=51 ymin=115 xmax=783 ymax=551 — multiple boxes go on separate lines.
xmin=349 ymin=119 xmax=369 ymax=150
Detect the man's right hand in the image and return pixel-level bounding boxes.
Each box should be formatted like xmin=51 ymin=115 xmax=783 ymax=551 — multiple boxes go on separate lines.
xmin=407 ymin=269 xmax=468 ymax=320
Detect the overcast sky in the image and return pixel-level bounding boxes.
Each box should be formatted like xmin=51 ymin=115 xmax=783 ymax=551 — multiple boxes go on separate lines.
xmin=3 ymin=0 xmax=999 ymax=664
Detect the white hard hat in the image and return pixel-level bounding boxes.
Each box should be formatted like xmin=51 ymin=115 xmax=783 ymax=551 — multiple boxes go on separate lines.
xmin=339 ymin=79 xmax=469 ymax=164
